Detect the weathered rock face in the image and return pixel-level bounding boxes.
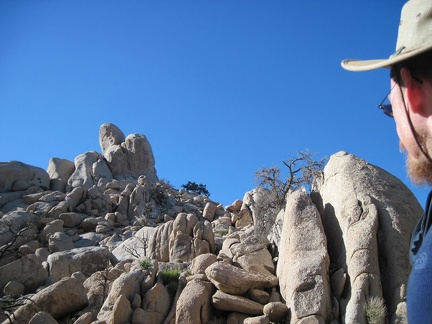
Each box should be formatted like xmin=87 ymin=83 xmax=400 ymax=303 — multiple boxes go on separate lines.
xmin=0 ymin=211 xmax=37 ymax=255
xmin=205 ymin=262 xmax=278 ymax=295
xmin=0 ymin=125 xmax=423 ymax=324
xmin=112 ymin=226 xmax=157 ymax=262
xmin=47 ymin=246 xmax=110 ymax=281
xmin=176 ymin=279 xmax=215 ymax=323
xmin=212 ymin=290 xmax=264 ymax=315
xmin=0 ymin=254 xmax=48 ymax=294
xmin=99 ymin=123 xmax=158 ymax=182
xmin=97 ymin=269 xmax=145 ymax=322
xmin=0 ymin=161 xmax=50 ymax=193
xmin=243 ymin=188 xmax=276 ymax=231
xmin=311 ymin=151 xmax=422 ymax=324
xmin=66 ymin=151 xmax=113 ymax=192
xmin=99 ymin=123 xmax=126 ymax=156
xmin=276 ymin=190 xmax=331 ymax=323
xmin=46 ymin=157 xmax=75 ymax=192
xmin=8 ymin=276 xmax=88 ymax=323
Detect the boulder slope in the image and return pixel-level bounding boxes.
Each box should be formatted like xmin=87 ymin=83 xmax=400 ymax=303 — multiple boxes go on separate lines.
xmin=0 ymin=124 xmax=422 ymax=324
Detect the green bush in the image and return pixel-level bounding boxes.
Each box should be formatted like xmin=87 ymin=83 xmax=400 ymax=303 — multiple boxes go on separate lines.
xmin=364 ymin=296 xmax=387 ymax=324
xmin=215 ymin=229 xmax=229 ymax=237
xmin=139 ymin=259 xmax=152 ymax=270
xmin=160 ymin=269 xmax=181 ymax=284
xmin=160 ymin=269 xmax=182 ymax=297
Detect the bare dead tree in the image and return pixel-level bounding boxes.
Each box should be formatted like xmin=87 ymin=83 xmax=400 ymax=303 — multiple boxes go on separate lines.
xmin=255 ymin=150 xmax=327 ymax=210
xmin=0 ymin=219 xmax=38 ymax=261
xmin=123 ymin=237 xmax=149 ymax=259
xmin=0 ymin=295 xmax=36 ymax=324
xmin=253 ymin=150 xmax=327 ymax=238
xmin=98 ymin=256 xmax=114 ymax=302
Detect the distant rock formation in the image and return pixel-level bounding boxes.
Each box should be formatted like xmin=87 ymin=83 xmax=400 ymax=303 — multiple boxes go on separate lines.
xmin=0 ymin=123 xmax=422 ymax=324
xmin=99 ymin=123 xmax=158 ymax=183
xmin=42 ymin=122 xmax=158 ymax=195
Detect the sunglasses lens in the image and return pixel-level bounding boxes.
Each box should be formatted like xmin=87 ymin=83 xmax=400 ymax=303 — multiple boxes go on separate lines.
xmin=379 ymin=103 xmax=393 ymax=117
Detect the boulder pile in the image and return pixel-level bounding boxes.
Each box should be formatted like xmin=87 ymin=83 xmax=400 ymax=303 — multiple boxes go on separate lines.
xmin=0 ymin=123 xmax=422 ymax=324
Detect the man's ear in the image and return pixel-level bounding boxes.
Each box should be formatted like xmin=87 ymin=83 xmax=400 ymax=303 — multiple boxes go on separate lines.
xmin=401 ymin=67 xmax=424 ymax=115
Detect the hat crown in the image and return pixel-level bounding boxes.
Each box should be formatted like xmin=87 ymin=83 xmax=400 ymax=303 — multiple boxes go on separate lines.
xmin=395 ymin=0 xmax=432 ymax=56
xmin=341 ymin=0 xmax=432 ymax=71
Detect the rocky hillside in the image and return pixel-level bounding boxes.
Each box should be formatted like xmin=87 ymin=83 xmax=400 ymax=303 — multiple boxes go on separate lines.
xmin=0 ymin=123 xmax=422 ymax=324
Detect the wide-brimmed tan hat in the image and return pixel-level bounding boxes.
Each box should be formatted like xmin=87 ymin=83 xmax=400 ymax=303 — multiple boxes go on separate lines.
xmin=342 ymin=0 xmax=432 ymax=72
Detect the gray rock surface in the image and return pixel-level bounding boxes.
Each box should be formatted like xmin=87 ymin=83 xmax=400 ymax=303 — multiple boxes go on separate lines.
xmin=47 ymin=246 xmax=110 ymax=280
xmin=99 ymin=123 xmax=125 ymax=156
xmin=0 ymin=161 xmax=50 ymax=193
xmin=66 ymin=151 xmax=113 ymax=191
xmin=7 ymin=277 xmax=87 ymax=323
xmin=100 ymin=123 xmax=158 ymax=182
xmin=206 ymin=262 xmax=278 ymax=295
xmin=47 ymin=157 xmax=75 ymax=192
xmin=176 ymin=279 xmax=215 ymax=324
xmin=311 ymin=151 xmax=422 ymax=323
xmin=0 ymin=254 xmax=48 ymax=293
xmin=276 ymin=190 xmax=331 ymax=323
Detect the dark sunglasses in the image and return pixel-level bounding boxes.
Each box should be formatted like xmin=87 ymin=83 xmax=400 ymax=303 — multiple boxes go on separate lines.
xmin=378 ymin=84 xmax=396 ymax=118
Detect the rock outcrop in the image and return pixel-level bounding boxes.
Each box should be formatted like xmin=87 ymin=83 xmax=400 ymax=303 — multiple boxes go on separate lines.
xmin=0 ymin=161 xmax=50 ymax=193
xmin=311 ymin=151 xmax=422 ymax=323
xmin=99 ymin=123 xmax=158 ymax=182
xmin=0 ymin=124 xmax=422 ymax=324
xmin=276 ymin=190 xmax=331 ymax=323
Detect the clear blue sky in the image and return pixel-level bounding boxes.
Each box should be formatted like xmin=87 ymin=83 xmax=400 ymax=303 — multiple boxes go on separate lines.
xmin=1 ymin=0 xmax=429 ymax=208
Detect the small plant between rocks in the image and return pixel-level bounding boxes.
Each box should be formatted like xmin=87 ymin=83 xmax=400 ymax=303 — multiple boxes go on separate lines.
xmin=364 ymin=296 xmax=387 ymax=324
xmin=139 ymin=259 xmax=152 ymax=270
xmin=160 ymin=269 xmax=182 ymax=298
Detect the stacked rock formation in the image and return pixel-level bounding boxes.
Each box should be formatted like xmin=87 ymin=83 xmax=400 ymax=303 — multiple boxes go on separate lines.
xmin=0 ymin=124 xmax=422 ymax=324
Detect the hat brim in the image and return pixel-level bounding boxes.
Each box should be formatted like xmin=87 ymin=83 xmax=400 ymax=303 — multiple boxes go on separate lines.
xmin=341 ymin=44 xmax=432 ymax=71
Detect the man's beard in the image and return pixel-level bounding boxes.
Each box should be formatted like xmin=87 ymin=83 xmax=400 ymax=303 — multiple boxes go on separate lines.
xmin=402 ymin=141 xmax=432 ymax=186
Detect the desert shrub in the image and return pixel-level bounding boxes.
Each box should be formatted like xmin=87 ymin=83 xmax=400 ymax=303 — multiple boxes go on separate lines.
xmin=160 ymin=269 xmax=182 ymax=297
xmin=152 ymin=179 xmax=176 ymax=207
xmin=214 ymin=229 xmax=229 ymax=237
xmin=160 ymin=269 xmax=181 ymax=284
xmin=139 ymin=259 xmax=152 ymax=270
xmin=181 ymin=181 xmax=210 ymax=197
xmin=364 ymin=296 xmax=387 ymax=324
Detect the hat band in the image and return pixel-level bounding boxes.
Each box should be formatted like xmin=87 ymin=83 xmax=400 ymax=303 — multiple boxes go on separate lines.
xmin=390 ymin=46 xmax=406 ymax=58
